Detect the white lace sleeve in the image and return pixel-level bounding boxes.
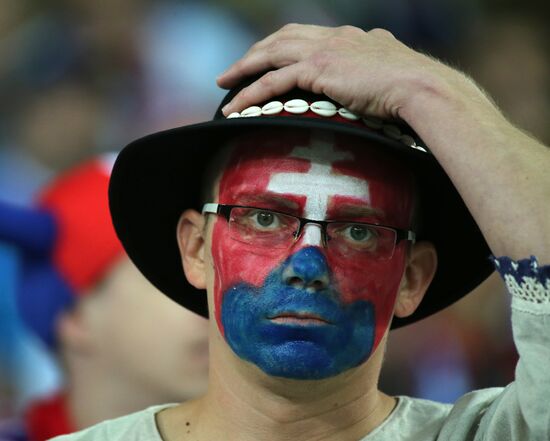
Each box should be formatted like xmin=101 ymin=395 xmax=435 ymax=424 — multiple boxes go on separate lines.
xmin=494 ymin=256 xmax=550 ymax=313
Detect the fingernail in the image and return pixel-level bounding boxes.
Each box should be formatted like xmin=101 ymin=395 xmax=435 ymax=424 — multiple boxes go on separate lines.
xmin=221 ymin=104 xmax=230 ymax=115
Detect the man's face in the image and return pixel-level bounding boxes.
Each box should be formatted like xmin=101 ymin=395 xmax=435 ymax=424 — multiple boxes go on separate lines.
xmin=208 ymin=129 xmax=414 ymax=380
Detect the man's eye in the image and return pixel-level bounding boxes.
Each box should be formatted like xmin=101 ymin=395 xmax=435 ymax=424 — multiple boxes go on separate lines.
xmin=255 ymin=211 xmax=275 ymax=227
xmin=345 ymin=224 xmax=375 ymax=242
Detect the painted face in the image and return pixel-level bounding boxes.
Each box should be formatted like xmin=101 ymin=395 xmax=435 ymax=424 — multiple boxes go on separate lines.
xmin=210 ymin=129 xmax=414 ymax=380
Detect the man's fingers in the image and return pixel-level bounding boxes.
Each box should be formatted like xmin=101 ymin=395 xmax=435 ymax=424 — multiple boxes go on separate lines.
xmin=221 ymin=64 xmax=305 ymax=115
xmin=217 ymin=24 xmax=330 ymax=89
xmin=249 ymin=23 xmax=329 ymax=52
xmin=217 ymin=40 xmax=315 ymax=89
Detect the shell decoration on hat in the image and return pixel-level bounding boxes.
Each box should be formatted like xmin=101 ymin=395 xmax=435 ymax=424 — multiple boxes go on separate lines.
xmin=227 ymin=99 xmax=428 ymax=152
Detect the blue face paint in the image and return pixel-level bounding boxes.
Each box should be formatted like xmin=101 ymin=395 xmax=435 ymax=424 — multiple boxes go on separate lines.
xmin=221 ymin=247 xmax=375 ymax=380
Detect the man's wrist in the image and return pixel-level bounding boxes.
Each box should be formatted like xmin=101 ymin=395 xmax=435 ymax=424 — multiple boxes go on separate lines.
xmin=399 ymin=65 xmax=479 ymax=128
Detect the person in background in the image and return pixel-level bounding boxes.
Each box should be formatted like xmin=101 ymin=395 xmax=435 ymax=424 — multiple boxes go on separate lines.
xmin=0 ymin=155 xmax=209 ymax=440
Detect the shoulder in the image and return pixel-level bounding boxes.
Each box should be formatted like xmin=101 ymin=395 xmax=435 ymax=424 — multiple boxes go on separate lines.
xmin=434 ymin=388 xmax=504 ymax=441
xmin=48 ymin=404 xmax=177 ymax=441
xmin=367 ymin=395 xmax=452 ymax=440
xmin=366 ymin=390 xmax=503 ymax=441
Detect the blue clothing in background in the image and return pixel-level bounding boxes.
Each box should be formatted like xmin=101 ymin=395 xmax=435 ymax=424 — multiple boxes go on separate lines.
xmin=0 ymin=243 xmax=61 ymax=413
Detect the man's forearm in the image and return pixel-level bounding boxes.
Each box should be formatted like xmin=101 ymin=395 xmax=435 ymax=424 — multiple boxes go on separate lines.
xmin=401 ymin=72 xmax=550 ymax=263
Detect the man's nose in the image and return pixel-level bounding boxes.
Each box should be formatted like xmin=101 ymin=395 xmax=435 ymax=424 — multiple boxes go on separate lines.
xmin=282 ymin=247 xmax=329 ymax=292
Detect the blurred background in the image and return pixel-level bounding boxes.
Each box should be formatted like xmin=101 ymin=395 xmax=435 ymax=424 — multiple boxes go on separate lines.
xmin=0 ymin=0 xmax=548 ymax=420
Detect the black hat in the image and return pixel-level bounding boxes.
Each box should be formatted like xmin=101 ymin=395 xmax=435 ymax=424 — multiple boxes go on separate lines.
xmin=109 ymin=79 xmax=493 ymax=328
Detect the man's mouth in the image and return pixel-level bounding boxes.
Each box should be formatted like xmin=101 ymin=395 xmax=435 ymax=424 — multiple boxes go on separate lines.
xmin=268 ymin=312 xmax=333 ymax=326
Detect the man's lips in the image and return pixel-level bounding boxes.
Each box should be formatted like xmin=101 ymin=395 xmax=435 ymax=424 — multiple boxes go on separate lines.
xmin=268 ymin=312 xmax=333 ymax=326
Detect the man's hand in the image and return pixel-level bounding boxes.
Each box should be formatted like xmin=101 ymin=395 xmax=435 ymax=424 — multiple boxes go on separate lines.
xmin=217 ymin=24 xmax=467 ymax=122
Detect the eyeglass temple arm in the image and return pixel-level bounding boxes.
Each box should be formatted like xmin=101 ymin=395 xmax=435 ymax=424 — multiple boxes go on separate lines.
xmin=202 ymin=203 xmax=220 ymax=215
xmin=202 ymin=203 xmax=235 ymax=222
xmin=396 ymin=230 xmax=416 ymax=244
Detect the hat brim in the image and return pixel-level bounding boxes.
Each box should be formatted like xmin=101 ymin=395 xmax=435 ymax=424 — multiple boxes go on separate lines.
xmin=109 ymin=115 xmax=493 ymax=329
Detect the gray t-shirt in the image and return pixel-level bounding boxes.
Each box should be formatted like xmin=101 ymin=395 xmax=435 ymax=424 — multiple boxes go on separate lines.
xmin=50 ymin=257 xmax=550 ymax=441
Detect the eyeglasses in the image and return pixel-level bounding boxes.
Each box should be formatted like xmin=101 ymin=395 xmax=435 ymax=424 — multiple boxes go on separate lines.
xmin=202 ymin=203 xmax=415 ymax=260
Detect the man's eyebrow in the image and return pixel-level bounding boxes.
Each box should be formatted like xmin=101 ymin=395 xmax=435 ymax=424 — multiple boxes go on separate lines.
xmin=235 ymin=193 xmax=300 ymax=211
xmin=331 ymin=203 xmax=385 ymax=220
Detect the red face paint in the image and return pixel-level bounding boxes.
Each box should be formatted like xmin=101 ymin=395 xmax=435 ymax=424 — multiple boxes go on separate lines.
xmin=210 ymin=128 xmax=414 ymax=359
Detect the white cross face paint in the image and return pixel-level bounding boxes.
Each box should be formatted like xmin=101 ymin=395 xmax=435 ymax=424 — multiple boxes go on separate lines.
xmin=266 ymin=131 xmax=370 ymax=246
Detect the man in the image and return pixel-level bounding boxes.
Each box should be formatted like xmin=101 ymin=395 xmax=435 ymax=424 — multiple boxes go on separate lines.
xmin=0 ymin=156 xmax=209 ymax=440
xmin=54 ymin=25 xmax=549 ymax=440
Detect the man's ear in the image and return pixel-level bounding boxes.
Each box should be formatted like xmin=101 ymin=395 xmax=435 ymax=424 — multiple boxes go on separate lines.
xmin=176 ymin=209 xmax=207 ymax=289
xmin=394 ymin=241 xmax=437 ymax=318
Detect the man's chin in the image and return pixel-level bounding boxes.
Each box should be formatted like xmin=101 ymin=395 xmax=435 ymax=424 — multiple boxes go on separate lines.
xmin=246 ymin=340 xmax=358 ymax=380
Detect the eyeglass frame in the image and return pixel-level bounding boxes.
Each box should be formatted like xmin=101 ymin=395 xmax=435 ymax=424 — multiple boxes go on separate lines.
xmin=201 ymin=203 xmax=416 ymax=253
